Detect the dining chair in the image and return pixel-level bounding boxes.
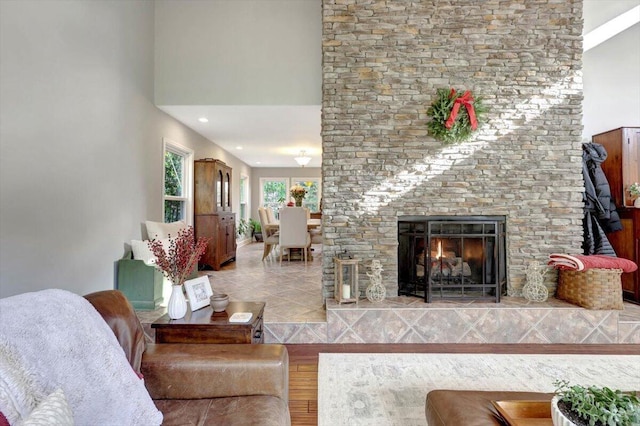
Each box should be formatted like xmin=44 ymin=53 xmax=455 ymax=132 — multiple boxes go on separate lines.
xmin=305 ymin=207 xmax=323 ymax=247
xmin=266 ymin=207 xmax=279 ymax=226
xmin=278 ymin=207 xmax=311 ymax=266
xmin=261 ymin=207 xmax=280 ymax=239
xmin=310 ymin=227 xmax=323 ymax=246
xmin=258 ymin=207 xmax=279 ymax=261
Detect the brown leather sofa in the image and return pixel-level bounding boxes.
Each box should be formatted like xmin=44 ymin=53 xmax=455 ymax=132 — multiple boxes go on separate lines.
xmin=85 ymin=290 xmax=290 ymax=426
xmin=425 ymin=390 xmax=554 ymax=426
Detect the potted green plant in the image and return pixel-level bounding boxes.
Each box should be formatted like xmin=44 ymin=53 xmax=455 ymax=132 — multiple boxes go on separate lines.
xmin=249 ymin=218 xmax=263 ymax=242
xmin=236 ymin=218 xmax=249 ymax=238
xmin=628 ymin=182 xmax=640 ymax=207
xmin=552 ymin=380 xmax=640 ymax=426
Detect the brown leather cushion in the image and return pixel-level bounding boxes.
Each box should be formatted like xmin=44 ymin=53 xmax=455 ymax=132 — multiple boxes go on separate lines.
xmin=155 ymin=395 xmax=290 ymax=426
xmin=84 ymin=290 xmax=146 ymax=374
xmin=426 ymin=390 xmax=554 ymax=426
xmin=142 ymin=343 xmax=289 ymax=402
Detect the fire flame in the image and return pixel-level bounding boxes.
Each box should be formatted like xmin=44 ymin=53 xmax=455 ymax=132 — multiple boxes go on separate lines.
xmin=435 ymin=241 xmax=442 ymax=259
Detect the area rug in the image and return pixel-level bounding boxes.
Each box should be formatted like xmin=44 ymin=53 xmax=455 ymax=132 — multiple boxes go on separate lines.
xmin=318 ymin=353 xmax=640 ymax=426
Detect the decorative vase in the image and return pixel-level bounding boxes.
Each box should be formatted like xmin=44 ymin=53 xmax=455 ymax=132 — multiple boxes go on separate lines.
xmin=550 ymin=396 xmax=576 ymax=426
xmin=167 ymin=284 xmax=187 ymax=319
xmin=635 ymin=197 xmax=640 ymax=208
xmin=295 ymin=199 xmax=303 ymax=207
xmin=210 ymin=293 xmax=229 ymax=312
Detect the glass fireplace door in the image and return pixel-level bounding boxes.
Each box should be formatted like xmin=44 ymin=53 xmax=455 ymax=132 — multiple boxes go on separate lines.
xmin=398 ymin=216 xmax=506 ymax=302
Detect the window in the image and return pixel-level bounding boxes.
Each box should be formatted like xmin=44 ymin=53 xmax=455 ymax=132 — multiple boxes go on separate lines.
xmin=259 ymin=178 xmax=288 ymax=218
xmin=239 ymin=174 xmax=248 ymax=222
xmin=291 ymin=178 xmax=321 ymax=212
xmin=259 ymin=177 xmax=322 ymax=217
xmin=163 ymin=139 xmax=193 ymax=224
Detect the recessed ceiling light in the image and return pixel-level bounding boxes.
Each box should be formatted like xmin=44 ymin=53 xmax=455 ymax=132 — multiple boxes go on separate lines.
xmin=256 ymin=161 xmax=261 ymax=164
xmin=198 ymin=117 xmax=209 ymax=123
xmin=236 ymin=146 xmax=243 ymax=150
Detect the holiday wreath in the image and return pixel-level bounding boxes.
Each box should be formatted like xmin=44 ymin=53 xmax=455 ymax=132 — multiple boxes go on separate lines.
xmin=426 ymin=88 xmax=485 ymax=144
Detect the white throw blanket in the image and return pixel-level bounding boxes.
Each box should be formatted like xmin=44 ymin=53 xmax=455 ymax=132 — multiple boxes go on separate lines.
xmin=0 ymin=289 xmax=162 ymax=425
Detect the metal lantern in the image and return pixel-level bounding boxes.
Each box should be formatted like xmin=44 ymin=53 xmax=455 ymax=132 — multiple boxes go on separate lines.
xmin=334 ymin=257 xmax=359 ymax=304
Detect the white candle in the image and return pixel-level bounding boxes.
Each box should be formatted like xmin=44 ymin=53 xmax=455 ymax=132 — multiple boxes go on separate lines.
xmin=342 ymin=284 xmax=351 ymax=299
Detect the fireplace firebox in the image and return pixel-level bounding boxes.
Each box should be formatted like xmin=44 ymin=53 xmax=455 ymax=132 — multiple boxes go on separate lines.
xmin=398 ymin=216 xmax=507 ymax=302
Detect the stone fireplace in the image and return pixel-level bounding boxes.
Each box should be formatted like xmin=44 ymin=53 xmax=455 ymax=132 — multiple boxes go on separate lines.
xmin=321 ymin=0 xmax=585 ymax=301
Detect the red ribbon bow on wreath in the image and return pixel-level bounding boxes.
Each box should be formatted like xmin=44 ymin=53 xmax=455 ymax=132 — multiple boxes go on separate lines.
xmin=444 ymin=89 xmax=478 ymax=131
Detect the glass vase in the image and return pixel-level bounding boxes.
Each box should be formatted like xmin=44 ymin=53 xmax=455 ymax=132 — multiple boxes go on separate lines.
xmin=295 ymin=199 xmax=303 ymax=207
xmin=167 ymin=284 xmax=187 ymax=319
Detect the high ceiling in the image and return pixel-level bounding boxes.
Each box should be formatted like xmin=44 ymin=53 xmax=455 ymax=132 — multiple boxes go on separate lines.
xmin=158 ymin=0 xmax=639 ymax=169
xmin=158 ymin=104 xmax=322 ymax=168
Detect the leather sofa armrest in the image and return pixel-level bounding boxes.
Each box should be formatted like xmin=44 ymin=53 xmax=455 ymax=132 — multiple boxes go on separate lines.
xmin=426 ymin=390 xmax=554 ymax=426
xmin=141 ymin=343 xmax=289 ymax=402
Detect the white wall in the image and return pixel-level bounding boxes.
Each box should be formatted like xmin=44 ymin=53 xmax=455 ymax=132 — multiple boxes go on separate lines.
xmin=583 ymin=0 xmax=639 ymax=33
xmin=154 ymin=0 xmax=321 ymax=105
xmin=582 ymin=14 xmax=640 ymax=138
xmin=0 ymin=0 xmax=248 ymax=298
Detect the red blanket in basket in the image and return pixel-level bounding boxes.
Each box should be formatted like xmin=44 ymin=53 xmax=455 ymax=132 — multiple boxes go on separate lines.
xmin=548 ymin=253 xmax=637 ymax=273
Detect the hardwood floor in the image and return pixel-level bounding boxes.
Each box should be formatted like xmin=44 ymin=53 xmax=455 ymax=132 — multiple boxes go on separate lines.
xmin=289 ymin=359 xmax=319 ymax=426
xmin=285 ymin=343 xmax=640 ymax=426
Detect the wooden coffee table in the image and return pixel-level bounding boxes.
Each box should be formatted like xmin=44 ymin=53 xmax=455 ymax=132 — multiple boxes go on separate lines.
xmin=151 ymin=301 xmax=265 ymax=344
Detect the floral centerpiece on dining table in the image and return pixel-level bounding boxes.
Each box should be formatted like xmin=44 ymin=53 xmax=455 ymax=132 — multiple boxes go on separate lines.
xmin=148 ymin=226 xmax=209 ymax=319
xmin=290 ymin=184 xmax=308 ymax=207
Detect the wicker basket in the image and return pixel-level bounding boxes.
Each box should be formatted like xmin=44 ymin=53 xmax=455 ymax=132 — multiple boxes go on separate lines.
xmin=557 ymin=268 xmax=623 ymax=310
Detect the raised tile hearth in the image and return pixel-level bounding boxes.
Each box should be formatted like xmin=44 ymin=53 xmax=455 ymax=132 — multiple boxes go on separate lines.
xmin=264 ymin=296 xmax=640 ymax=345
xmin=137 ymin=243 xmax=640 ymax=345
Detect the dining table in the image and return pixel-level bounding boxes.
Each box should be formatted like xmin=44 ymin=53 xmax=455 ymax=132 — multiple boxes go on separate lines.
xmin=263 ymin=218 xmax=321 ymax=232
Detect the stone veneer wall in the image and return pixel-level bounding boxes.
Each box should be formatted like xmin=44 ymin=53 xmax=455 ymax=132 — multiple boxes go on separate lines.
xmin=321 ymin=0 xmax=585 ymax=300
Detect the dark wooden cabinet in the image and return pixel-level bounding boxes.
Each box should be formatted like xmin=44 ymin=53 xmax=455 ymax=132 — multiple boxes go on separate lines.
xmin=606 ymin=208 xmax=640 ymax=303
xmin=594 ymin=127 xmax=640 ymax=303
xmin=195 ymin=158 xmax=232 ymax=213
xmin=194 ymin=212 xmax=236 ymax=270
xmin=593 ymin=127 xmax=640 ymax=208
xmin=195 ymin=159 xmax=236 ymax=270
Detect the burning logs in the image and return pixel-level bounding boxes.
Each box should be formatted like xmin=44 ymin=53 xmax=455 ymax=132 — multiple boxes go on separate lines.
xmin=415 ymin=250 xmax=472 ymax=278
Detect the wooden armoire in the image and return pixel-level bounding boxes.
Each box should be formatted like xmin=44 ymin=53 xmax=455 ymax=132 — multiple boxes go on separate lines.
xmin=593 ymin=127 xmax=640 ymax=303
xmin=194 ymin=159 xmax=236 ymax=270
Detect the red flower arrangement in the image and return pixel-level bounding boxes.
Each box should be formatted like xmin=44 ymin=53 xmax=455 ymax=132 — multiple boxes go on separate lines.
xmin=147 ymin=226 xmax=209 ymax=286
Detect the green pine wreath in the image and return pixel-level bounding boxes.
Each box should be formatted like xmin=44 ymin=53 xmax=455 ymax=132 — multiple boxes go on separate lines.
xmin=427 ymin=88 xmax=486 ymax=144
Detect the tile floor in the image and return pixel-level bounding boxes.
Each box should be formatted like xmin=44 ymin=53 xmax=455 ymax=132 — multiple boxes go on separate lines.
xmin=136 ymin=242 xmax=640 ymax=344
xmin=211 ymin=242 xmax=326 ymax=322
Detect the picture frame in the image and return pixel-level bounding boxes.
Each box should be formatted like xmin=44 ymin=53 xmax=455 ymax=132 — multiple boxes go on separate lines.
xmin=184 ymin=276 xmax=213 ymax=311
